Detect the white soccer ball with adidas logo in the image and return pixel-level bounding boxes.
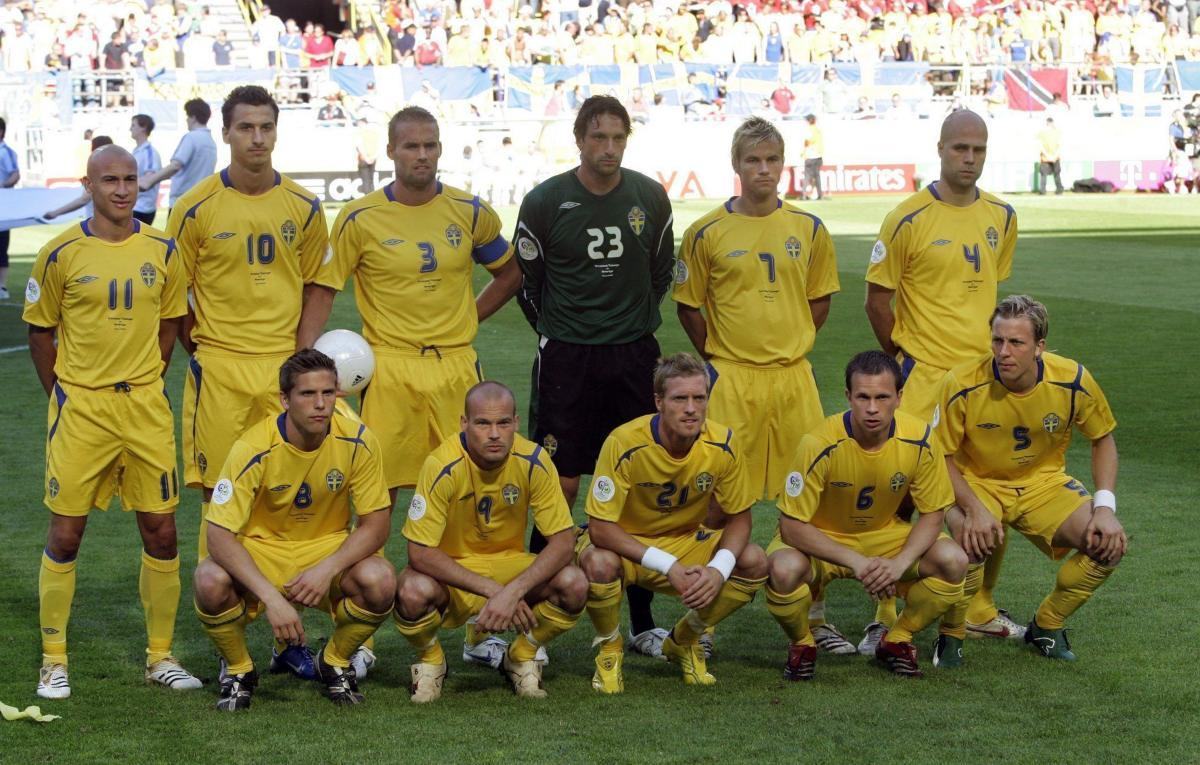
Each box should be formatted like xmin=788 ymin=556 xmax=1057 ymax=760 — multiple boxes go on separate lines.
xmin=314 ymin=329 xmax=375 ymax=394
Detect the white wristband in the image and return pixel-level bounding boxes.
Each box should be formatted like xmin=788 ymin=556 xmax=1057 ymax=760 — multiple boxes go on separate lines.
xmin=1093 ymin=489 xmax=1116 ymax=514
xmin=707 ymin=549 xmax=736 ymax=581
xmin=641 ymin=546 xmax=677 ymax=576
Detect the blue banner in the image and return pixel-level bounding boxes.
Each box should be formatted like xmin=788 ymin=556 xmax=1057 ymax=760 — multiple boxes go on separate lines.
xmin=1179 ymin=61 xmax=1200 ymax=92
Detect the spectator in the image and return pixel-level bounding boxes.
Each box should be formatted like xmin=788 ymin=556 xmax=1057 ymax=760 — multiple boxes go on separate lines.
xmin=130 ymin=114 xmax=162 ymax=225
xmin=771 ymin=80 xmax=796 ymax=117
xmin=545 ymin=80 xmax=568 ymax=116
xmin=280 ymin=19 xmax=303 ymax=68
xmin=392 ymin=22 xmax=417 ymax=63
xmin=802 ymin=113 xmax=825 ymax=200
xmin=305 ymin=23 xmax=334 ymax=67
xmin=318 ymin=94 xmax=348 ymax=123
xmin=0 ymin=116 xmax=18 ymax=299
xmin=883 ymin=92 xmax=914 ymax=119
xmin=763 ymin=21 xmax=786 ymax=62
xmin=682 ymin=72 xmax=718 ymax=118
xmin=353 ymin=117 xmax=383 ymax=194
xmin=852 ymin=95 xmax=877 ymax=119
xmin=252 ymin=4 xmax=286 ymax=66
xmin=1094 ymin=85 xmax=1120 ymax=117
xmin=415 ymin=26 xmax=444 ymax=65
xmin=819 ymin=67 xmax=849 ymax=114
xmin=213 ymin=30 xmax=234 ymax=67
xmin=629 ymin=86 xmax=651 ymax=124
xmin=1036 ymin=116 xmax=1065 ymax=195
xmin=334 ymin=29 xmax=362 ymax=65
xmin=138 ymin=98 xmax=216 ymax=214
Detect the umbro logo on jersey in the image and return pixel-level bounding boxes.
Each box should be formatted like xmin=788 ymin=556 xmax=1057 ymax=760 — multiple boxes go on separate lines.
xmin=382 ymin=238 xmax=405 ymax=246
xmin=726 ymin=249 xmax=749 ymax=258
xmin=558 ymin=201 xmax=581 ymax=210
xmin=270 ymin=484 xmax=292 ymax=492
xmin=831 ymin=481 xmax=852 ymax=488
xmin=75 ymin=275 xmax=98 ymax=284
xmin=931 ymin=239 xmax=952 ymax=246
xmin=213 ymin=232 xmax=236 ymax=240
xmin=977 ymin=423 xmax=1001 ymax=429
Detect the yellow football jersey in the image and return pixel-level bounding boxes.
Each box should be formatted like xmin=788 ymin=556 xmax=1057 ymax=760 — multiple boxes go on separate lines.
xmin=404 ymin=433 xmax=573 ymax=558
xmin=317 ymin=182 xmax=513 ymax=351
xmin=866 ymin=184 xmax=1016 ymax=369
xmin=168 ymin=170 xmax=328 ymax=355
xmin=586 ymin=414 xmax=755 ymax=537
xmin=673 ymin=199 xmax=840 ymax=366
xmin=23 ymin=219 xmax=186 ymax=389
xmin=778 ymin=411 xmax=954 ymax=535
xmin=207 ymin=407 xmax=390 ymax=542
xmin=934 ymin=352 xmax=1117 ymax=484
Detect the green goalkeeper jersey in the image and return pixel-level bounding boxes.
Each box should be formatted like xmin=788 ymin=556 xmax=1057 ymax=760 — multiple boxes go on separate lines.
xmin=514 ymin=167 xmax=675 ymax=345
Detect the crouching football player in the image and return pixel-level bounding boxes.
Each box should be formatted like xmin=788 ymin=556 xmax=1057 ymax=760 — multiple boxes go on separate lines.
xmin=765 ymin=351 xmax=967 ymax=679
xmin=579 ymin=353 xmax=768 ymax=693
xmin=934 ymin=296 xmax=1126 ymax=661
xmin=394 ymin=382 xmax=587 ymax=702
xmin=193 ymin=349 xmax=396 ymax=710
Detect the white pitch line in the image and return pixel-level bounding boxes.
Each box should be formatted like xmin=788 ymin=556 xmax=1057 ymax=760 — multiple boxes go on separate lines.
xmin=0 ymin=345 xmax=29 ymax=354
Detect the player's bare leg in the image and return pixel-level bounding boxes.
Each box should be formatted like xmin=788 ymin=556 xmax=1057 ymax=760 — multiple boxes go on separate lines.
xmin=502 ymin=564 xmax=588 ymax=698
xmin=37 ymin=513 xmax=89 ymax=699
xmin=394 ymin=567 xmax=450 ymax=702
xmin=766 ymin=547 xmax=816 ymax=681
xmin=194 ymin=558 xmax=257 ymax=710
xmin=318 ymin=556 xmax=395 ymax=705
xmin=580 ymin=545 xmax=626 ymax=694
xmin=135 ymin=511 xmax=200 ymax=689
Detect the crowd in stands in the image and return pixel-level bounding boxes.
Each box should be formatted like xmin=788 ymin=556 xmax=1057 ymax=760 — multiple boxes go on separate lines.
xmin=2 ymin=0 xmax=1199 ymax=75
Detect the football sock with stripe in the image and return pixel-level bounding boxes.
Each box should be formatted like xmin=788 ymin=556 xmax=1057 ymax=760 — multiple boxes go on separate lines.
xmin=39 ymin=551 xmax=76 ymax=666
xmin=889 ymin=576 xmax=963 ymax=644
xmin=510 ymin=600 xmax=582 ymax=662
xmin=140 ymin=551 xmax=181 ymax=665
xmin=766 ymin=582 xmax=815 ymax=646
xmin=394 ymin=608 xmax=446 ymax=665
xmin=674 ymin=574 xmax=765 ymax=644
xmin=1036 ymin=553 xmax=1114 ymax=629
xmin=967 ymin=533 xmax=1008 ymax=625
xmin=196 ymin=601 xmax=253 ymax=675
xmin=324 ymin=598 xmax=389 ymax=668
xmin=940 ymin=563 xmax=984 ymax=639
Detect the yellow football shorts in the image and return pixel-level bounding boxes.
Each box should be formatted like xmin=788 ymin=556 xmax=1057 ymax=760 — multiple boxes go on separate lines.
xmin=707 ymin=357 xmax=824 ymax=501
xmin=361 ymin=345 xmax=482 ymax=489
xmin=765 ymin=523 xmax=949 ymax=595
xmin=896 ymin=352 xmax=948 ymax=425
xmin=966 ymin=473 xmax=1091 ymax=560
xmin=183 ymin=347 xmax=289 ymax=488
xmin=442 ymin=550 xmax=538 ymax=629
xmin=239 ymin=533 xmax=351 ymax=619
xmin=575 ymin=527 xmax=724 ymax=595
xmin=43 ymin=379 xmax=179 ymax=516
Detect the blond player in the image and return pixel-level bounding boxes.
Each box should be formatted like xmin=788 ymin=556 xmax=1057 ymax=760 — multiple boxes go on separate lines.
xmin=25 ymin=145 xmax=200 ymax=698
xmin=579 ymin=353 xmax=768 ymax=693
xmin=935 ymin=296 xmax=1125 ymax=661
xmin=765 ymin=351 xmax=967 ymax=679
xmin=193 ymin=350 xmax=396 ymax=710
xmin=862 ymin=109 xmax=1019 ymax=650
xmin=394 ymin=382 xmax=587 ymax=702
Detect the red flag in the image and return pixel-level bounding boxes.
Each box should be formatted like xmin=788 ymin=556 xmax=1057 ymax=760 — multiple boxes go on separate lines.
xmin=1004 ymin=68 xmax=1068 ymax=111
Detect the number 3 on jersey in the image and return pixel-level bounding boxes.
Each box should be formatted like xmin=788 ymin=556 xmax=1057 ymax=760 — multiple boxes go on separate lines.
xmin=586 ymin=227 xmax=623 ymax=260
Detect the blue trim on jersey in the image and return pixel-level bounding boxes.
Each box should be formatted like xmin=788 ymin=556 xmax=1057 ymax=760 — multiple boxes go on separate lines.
xmin=898 ymin=424 xmax=932 ymax=452
xmin=48 ymin=382 xmax=68 ymax=443
xmin=383 ymin=184 xmax=395 ymax=202
xmin=334 ymin=430 xmax=370 ymax=453
xmin=430 ymin=456 xmax=464 ymax=493
xmin=43 ymin=238 xmax=82 ymax=279
xmin=617 ymin=444 xmax=648 ymax=467
xmin=890 ymin=203 xmax=931 ymax=242
xmin=337 ymin=204 xmax=380 ymax=237
xmin=175 ymin=190 xmax=220 ymax=237
xmin=807 ymin=442 xmax=839 ymax=474
xmin=276 ymin=412 xmax=288 ymax=439
xmin=899 ymin=355 xmax=916 ymax=387
xmin=287 ymin=188 xmax=321 ymax=229
xmin=649 ymin=415 xmax=663 ymax=446
xmin=472 ymin=235 xmax=509 ymax=265
xmin=986 ymin=198 xmax=1016 ymax=234
xmin=692 ymin=217 xmax=722 ymax=242
xmin=450 ymin=192 xmax=484 ymax=232
xmin=188 ymin=356 xmax=202 ymax=464
xmin=947 ymin=381 xmax=990 ymax=409
xmin=131 ymin=219 xmax=142 ymax=234
xmin=81 ymin=219 xmax=93 ymax=237
xmin=703 ymin=427 xmax=735 ymax=457
xmin=926 ymin=182 xmax=979 ymax=203
xmin=144 ymin=233 xmax=176 ymax=262
xmin=789 ymin=209 xmax=824 ymax=242
xmin=237 ymin=447 xmax=276 ymax=479
xmin=1049 ymin=362 xmax=1088 ymax=424
xmin=512 ymin=445 xmax=547 ymax=481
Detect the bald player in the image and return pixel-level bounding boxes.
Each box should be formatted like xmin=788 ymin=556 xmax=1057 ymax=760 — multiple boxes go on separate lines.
xmin=24 ymin=145 xmax=200 ymax=699
xmin=860 ymin=110 xmax=1019 ymax=652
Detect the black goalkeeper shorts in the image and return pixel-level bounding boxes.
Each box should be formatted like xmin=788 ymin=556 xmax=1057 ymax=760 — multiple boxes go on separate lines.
xmin=529 ymin=334 xmax=659 ymax=478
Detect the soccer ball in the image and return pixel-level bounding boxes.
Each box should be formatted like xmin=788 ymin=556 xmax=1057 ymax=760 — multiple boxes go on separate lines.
xmin=314 ymin=329 xmax=375 ymax=394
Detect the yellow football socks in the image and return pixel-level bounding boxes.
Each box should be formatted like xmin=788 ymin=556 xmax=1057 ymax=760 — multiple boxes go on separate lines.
xmin=324 ymin=598 xmax=388 ymax=668
xmin=395 ymin=609 xmax=446 ymax=665
xmin=139 ymin=551 xmax=181 ymax=665
xmin=873 ymin=596 xmax=899 ymax=628
xmin=1036 ymin=553 xmax=1114 ymax=629
xmin=586 ymin=580 xmax=624 ymax=653
xmin=196 ymin=601 xmax=253 ymax=675
xmin=766 ymin=582 xmax=814 ymax=646
xmin=674 ymin=575 xmax=766 ymax=644
xmin=967 ymin=533 xmax=1008 ymax=625
xmin=940 ymin=563 xmax=984 ymax=640
xmin=889 ymin=576 xmax=963 ymax=644
xmin=510 ymin=600 xmax=582 ymax=662
xmin=38 ymin=552 xmax=76 ymax=666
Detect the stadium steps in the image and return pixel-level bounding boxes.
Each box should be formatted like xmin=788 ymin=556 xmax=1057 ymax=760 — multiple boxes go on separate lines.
xmin=206 ymin=0 xmax=255 ymax=66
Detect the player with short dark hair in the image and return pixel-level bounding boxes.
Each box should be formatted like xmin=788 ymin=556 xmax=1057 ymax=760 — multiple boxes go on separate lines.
xmin=130 ymin=113 xmax=161 ymax=225
xmin=578 ymin=353 xmax=767 ymax=693
xmin=194 ymin=349 xmax=396 ymax=710
xmin=765 ymin=350 xmax=967 ymax=679
xmin=934 ymin=296 xmax=1125 ymax=662
xmin=24 ymin=145 xmax=200 ymax=699
xmin=394 ymin=381 xmax=586 ymax=701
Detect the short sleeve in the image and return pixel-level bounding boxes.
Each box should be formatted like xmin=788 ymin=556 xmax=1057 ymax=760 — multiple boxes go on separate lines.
xmin=314 ymin=205 xmax=361 ymax=291
xmin=864 ymin=209 xmax=908 ymax=290
xmin=529 ymin=454 xmax=574 ymax=537
xmin=805 ymin=220 xmax=840 ymax=300
xmin=349 ymin=427 xmax=390 ymax=515
xmin=160 ymin=240 xmax=187 ymax=319
xmin=471 ymin=201 xmax=513 ymax=272
xmin=585 ymin=434 xmax=631 ymax=523
xmin=297 ymin=197 xmax=330 ymax=284
xmin=713 ymin=430 xmax=756 ymax=514
xmin=167 ymin=204 xmax=200 ymax=286
xmin=777 ymin=434 xmax=829 ymax=523
xmin=671 ymin=219 xmax=712 ymax=309
xmin=996 ymin=206 xmax=1017 ymax=282
xmin=932 ymin=369 xmax=967 ymax=457
xmin=910 ymin=437 xmax=954 ymax=514
xmin=402 ymin=454 xmax=452 ymax=547
xmin=22 ymin=243 xmax=65 ymax=329
xmin=1075 ymin=367 xmax=1117 ymax=441
xmin=171 ymin=132 xmax=196 ymax=167
xmin=206 ymin=440 xmax=261 ymax=534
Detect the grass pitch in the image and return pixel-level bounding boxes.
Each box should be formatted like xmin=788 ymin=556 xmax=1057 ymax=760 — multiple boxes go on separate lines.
xmin=0 ymin=194 xmax=1197 ymax=763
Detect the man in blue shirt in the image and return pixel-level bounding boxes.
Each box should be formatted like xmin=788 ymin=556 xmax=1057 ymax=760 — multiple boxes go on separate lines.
xmin=139 ymin=99 xmax=217 ymax=214
xmin=0 ymin=117 xmax=19 ymax=300
xmin=131 ymin=114 xmax=163 ymax=225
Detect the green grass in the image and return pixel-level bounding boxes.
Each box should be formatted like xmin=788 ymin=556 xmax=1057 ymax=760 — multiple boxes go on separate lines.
xmin=1 ymin=194 xmax=1198 ymax=762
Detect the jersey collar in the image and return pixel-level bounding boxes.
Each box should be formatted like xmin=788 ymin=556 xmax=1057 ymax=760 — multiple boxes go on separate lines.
xmin=384 ymin=181 xmax=442 ymax=202
xmin=927 ymin=181 xmax=979 ymax=202
xmin=220 ymin=167 xmax=281 ymax=188
xmin=842 ymin=410 xmax=896 ymax=440
xmin=81 ymin=218 xmax=141 ymax=237
xmin=724 ymin=197 xmax=783 ymax=213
